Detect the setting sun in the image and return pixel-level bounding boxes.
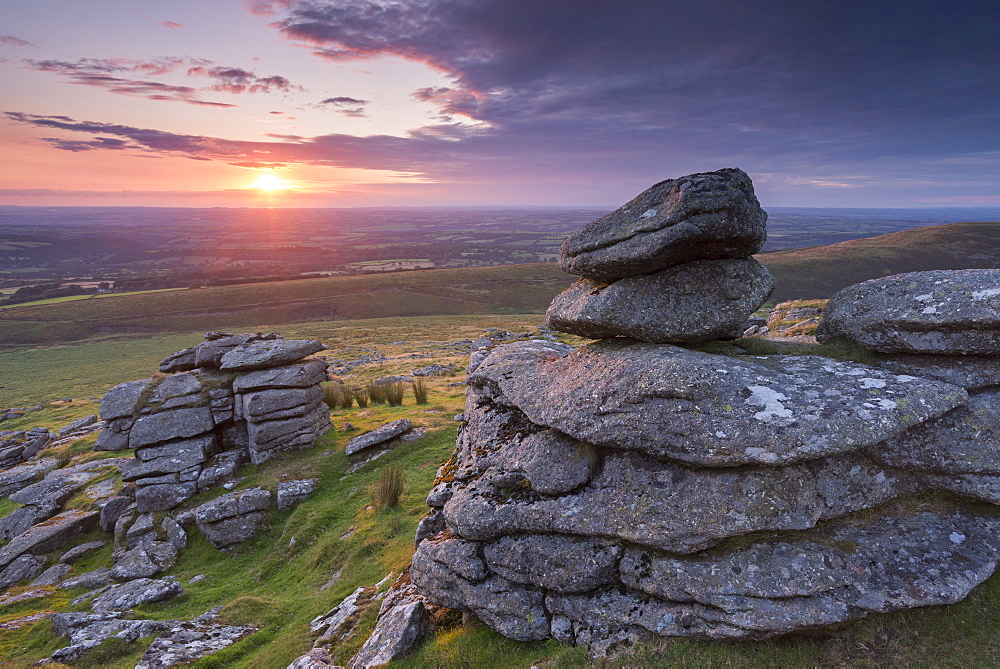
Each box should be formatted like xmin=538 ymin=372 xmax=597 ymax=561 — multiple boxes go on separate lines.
xmin=249 ymin=172 xmax=290 ymax=191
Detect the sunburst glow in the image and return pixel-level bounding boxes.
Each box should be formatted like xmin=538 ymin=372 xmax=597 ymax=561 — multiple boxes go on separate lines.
xmin=249 ymin=172 xmax=289 ymax=191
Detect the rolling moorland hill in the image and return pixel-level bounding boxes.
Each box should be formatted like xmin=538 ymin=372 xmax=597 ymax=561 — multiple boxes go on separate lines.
xmin=0 ymin=221 xmax=996 ymax=351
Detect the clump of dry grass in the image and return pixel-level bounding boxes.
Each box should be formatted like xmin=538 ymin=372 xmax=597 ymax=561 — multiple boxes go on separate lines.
xmin=368 ymin=464 xmax=406 ymax=510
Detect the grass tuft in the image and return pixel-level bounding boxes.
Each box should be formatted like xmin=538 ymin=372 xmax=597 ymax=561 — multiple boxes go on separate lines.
xmin=368 ymin=464 xmax=406 ymax=510
xmin=412 ymin=379 xmax=429 ymax=405
xmin=382 ymin=381 xmax=405 ymax=407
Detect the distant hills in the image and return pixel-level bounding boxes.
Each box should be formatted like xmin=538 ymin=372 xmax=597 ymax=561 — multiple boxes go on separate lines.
xmin=0 ymin=221 xmax=995 ymax=348
xmin=759 ymin=221 xmax=1000 ymax=301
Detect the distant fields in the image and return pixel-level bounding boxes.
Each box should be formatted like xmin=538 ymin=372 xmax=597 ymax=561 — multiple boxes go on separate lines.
xmin=0 ymin=221 xmax=995 ymax=353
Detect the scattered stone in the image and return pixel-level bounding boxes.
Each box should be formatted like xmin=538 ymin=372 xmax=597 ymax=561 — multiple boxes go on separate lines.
xmin=817 ymin=269 xmax=1000 ymax=354
xmin=559 ymin=168 xmax=767 ymax=281
xmin=162 ymin=516 xmax=188 ymax=550
xmin=58 ymin=414 xmax=99 ymax=436
xmin=0 ymin=457 xmax=59 ymax=498
xmin=288 ymin=648 xmax=341 ymax=668
xmin=345 ymin=419 xmax=413 ymax=456
xmin=58 ymin=568 xmax=113 ymax=590
xmin=135 ymin=617 xmax=256 ymax=668
xmin=277 ymin=479 xmax=317 ymax=509
xmin=0 ymin=510 xmax=100 ymax=571
xmin=546 ymin=258 xmax=775 ymax=343
xmin=0 ymin=554 xmax=45 ymax=590
xmin=59 ymin=540 xmax=106 ymax=564
xmin=47 ymin=611 xmax=178 ymax=663
xmin=31 ymin=563 xmax=72 ymax=586
xmin=111 ymin=541 xmax=178 ymax=580
xmin=311 ymin=586 xmax=375 ymax=643
xmin=90 ymin=577 xmax=184 ymax=612
xmin=347 ymin=599 xmax=429 ymax=668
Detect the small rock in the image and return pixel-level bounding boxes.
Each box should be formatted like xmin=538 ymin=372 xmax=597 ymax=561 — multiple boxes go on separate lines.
xmin=345 ymin=419 xmax=413 ymax=456
xmin=277 ymin=479 xmax=318 ymax=509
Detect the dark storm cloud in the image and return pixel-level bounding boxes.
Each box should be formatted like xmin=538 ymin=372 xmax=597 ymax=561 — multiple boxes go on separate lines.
xmin=246 ymin=0 xmax=1000 ymax=201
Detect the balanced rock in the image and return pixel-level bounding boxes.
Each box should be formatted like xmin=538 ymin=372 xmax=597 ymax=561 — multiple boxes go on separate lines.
xmin=817 ymin=269 xmax=1000 ymax=354
xmin=546 ymin=258 xmax=775 ymax=343
xmin=559 ymin=168 xmax=766 ymax=281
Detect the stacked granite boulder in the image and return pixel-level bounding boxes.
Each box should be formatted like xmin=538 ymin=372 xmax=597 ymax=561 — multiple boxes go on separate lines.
xmin=547 ymin=168 xmax=775 ymax=343
xmin=410 ymin=170 xmax=1000 ymax=654
xmin=818 ymin=269 xmax=1000 ymax=503
xmin=96 ymin=332 xmax=330 ymax=512
xmin=0 ymin=428 xmax=52 ymax=469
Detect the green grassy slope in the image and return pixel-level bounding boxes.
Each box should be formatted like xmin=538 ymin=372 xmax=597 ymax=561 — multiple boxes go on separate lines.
xmin=758 ymin=221 xmax=1000 ymax=301
xmin=0 ymin=265 xmax=568 ymax=348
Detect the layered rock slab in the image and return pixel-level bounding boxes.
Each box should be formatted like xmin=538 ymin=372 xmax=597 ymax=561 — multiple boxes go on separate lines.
xmin=559 ymin=167 xmax=767 ymax=281
xmin=816 ymin=269 xmax=1000 ymax=354
xmin=472 ymin=339 xmax=967 ymax=467
xmin=546 ymin=258 xmax=775 ymax=343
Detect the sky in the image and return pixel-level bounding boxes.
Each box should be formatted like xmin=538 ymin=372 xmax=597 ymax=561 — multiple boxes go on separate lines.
xmin=1 ymin=0 xmax=998 ymax=208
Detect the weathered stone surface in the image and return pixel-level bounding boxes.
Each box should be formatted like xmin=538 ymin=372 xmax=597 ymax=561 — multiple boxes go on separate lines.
xmin=0 ymin=554 xmax=45 ymax=590
xmin=135 ymin=619 xmax=256 ymax=668
xmin=288 ymin=648 xmax=341 ymax=668
xmin=559 ymin=168 xmax=767 ymax=281
xmin=484 ymin=534 xmax=622 ymax=593
xmin=48 ymin=611 xmax=178 ymax=663
xmin=194 ymin=334 xmax=256 ymax=368
xmin=194 ymin=487 xmax=271 ymax=524
xmin=233 ymin=358 xmax=328 ymax=392
xmin=0 ymin=457 xmax=58 ymax=497
xmin=159 ymin=346 xmax=197 ymax=373
xmin=0 ymin=510 xmax=99 ymax=570
xmin=59 ymin=540 xmax=106 ymax=564
xmin=99 ymin=379 xmax=150 ymax=420
xmin=95 ymin=418 xmax=132 ymax=450
xmin=58 ymin=567 xmax=113 ymax=590
xmin=111 ymin=541 xmax=179 ymax=580
xmin=817 ymin=269 xmax=1000 ymax=354
xmin=134 ymin=481 xmax=198 ymax=513
xmin=100 ymin=496 xmax=134 ymax=532
xmin=129 ymin=408 xmax=214 ymax=449
xmin=58 ymin=414 xmax=99 ymax=436
xmin=311 ymin=586 xmax=375 ymax=642
xmin=162 ymin=516 xmax=188 ymax=550
xmin=410 ymin=542 xmax=549 ymax=641
xmin=246 ymin=403 xmax=331 ymax=464
xmin=240 ymin=386 xmax=324 ymax=422
xmin=220 ymin=339 xmax=325 ymax=371
xmin=122 ymin=435 xmax=218 ymax=481
xmin=347 ymin=600 xmax=429 ymax=669
xmin=414 ymin=509 xmax=446 ymax=548
xmin=445 ymin=449 xmax=917 ymax=554
xmin=475 ymin=340 xmax=967 ymax=467
xmin=197 ymin=449 xmax=248 ymax=490
xmin=31 ymin=563 xmax=72 ymax=586
xmin=277 ymin=479 xmax=317 ymax=509
xmin=345 ymin=419 xmax=413 ymax=456
xmin=90 ymin=577 xmax=184 ymax=612
xmin=148 ymin=372 xmax=203 ymax=408
xmin=546 ymin=258 xmax=775 ymax=343
xmin=875 ymin=353 xmax=1000 ymax=390
xmin=126 ymin=512 xmax=157 ymax=549
xmin=867 ymin=389 xmax=1000 ymax=475
xmin=193 ymin=488 xmax=271 ymax=548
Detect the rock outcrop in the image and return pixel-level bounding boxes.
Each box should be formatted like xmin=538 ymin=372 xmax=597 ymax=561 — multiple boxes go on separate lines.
xmin=96 ymin=333 xmax=331 ymax=511
xmin=548 ymin=168 xmax=775 ymax=343
xmin=409 ymin=172 xmax=1000 ymax=655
